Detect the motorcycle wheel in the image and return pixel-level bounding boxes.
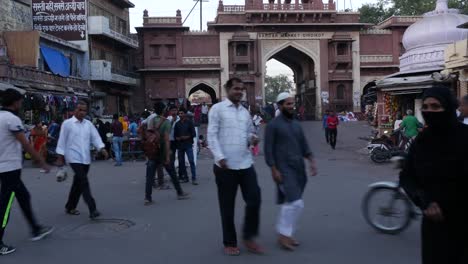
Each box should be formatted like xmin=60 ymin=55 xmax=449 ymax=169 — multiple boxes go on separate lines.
xmin=370 ymin=148 xmax=390 ymax=163
xmin=362 ymin=186 xmax=413 ymax=235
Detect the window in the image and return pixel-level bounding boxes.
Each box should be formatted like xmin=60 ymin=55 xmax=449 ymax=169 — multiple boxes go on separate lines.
xmin=236 ymin=44 xmax=248 ymax=56
xmin=336 ymin=84 xmax=345 ymax=100
xmin=151 ymin=45 xmax=161 ymax=57
xmin=236 ymin=64 xmax=249 ymax=72
xmin=166 ymin=45 xmax=176 ymax=58
xmin=99 ymin=49 xmax=106 ymax=60
xmin=337 ymin=43 xmax=348 ymax=56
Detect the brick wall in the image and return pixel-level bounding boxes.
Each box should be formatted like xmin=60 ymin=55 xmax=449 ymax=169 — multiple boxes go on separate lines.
xmin=0 ymin=0 xmax=33 ymax=31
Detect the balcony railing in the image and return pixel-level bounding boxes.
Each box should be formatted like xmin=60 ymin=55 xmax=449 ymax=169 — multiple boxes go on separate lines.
xmin=90 ymin=60 xmax=138 ymax=86
xmin=334 ymin=55 xmax=352 ymax=63
xmin=88 ymin=16 xmax=139 ymax=49
xmin=0 ymin=63 xmax=88 ymax=90
xmin=143 ymin=17 xmax=182 ymax=25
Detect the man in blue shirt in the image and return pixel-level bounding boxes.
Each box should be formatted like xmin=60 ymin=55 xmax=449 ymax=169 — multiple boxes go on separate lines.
xmin=128 ymin=118 xmax=138 ymax=138
xmin=322 ymin=110 xmax=330 ymax=144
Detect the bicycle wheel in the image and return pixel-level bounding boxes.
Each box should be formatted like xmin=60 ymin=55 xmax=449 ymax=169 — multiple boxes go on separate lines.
xmin=370 ymin=148 xmax=390 ymax=164
xmin=362 ymin=186 xmax=412 ymax=235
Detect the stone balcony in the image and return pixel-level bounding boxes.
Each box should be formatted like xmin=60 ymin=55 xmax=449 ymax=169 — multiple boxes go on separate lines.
xmin=90 ymin=60 xmax=138 ymax=86
xmin=220 ymin=1 xmax=336 ymax=13
xmin=0 ymin=63 xmax=89 ymax=92
xmin=88 ymin=16 xmax=139 ymax=49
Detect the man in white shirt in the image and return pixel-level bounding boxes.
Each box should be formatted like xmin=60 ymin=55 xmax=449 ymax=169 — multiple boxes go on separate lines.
xmin=0 ymin=89 xmax=54 ymax=255
xmin=208 ymin=78 xmax=263 ymax=256
xmin=56 ymin=101 xmax=108 ymax=219
xmin=201 ymin=102 xmax=209 ymax=124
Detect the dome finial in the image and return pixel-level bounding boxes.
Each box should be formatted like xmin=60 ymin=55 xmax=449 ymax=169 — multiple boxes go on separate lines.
xmin=435 ymin=0 xmax=448 ymax=12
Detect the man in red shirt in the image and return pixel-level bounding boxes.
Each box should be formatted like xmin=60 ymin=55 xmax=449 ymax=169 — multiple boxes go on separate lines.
xmin=326 ymin=111 xmax=339 ymax=150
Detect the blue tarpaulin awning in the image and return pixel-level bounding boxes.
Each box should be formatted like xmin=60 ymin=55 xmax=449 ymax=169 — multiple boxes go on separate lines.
xmin=40 ymin=45 xmax=70 ymax=77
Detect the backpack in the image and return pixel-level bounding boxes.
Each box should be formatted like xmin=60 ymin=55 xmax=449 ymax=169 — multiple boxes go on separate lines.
xmin=138 ymin=117 xmax=165 ymax=160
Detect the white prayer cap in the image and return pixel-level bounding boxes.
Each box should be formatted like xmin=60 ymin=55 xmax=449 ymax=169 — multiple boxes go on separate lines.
xmin=276 ymin=92 xmax=292 ymax=103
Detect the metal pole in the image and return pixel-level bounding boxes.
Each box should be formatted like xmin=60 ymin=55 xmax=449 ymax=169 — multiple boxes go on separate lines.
xmin=200 ymin=0 xmax=203 ymax=31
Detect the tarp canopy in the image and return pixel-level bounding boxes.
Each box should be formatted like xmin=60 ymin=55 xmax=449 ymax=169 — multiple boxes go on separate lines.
xmin=40 ymin=45 xmax=70 ymax=77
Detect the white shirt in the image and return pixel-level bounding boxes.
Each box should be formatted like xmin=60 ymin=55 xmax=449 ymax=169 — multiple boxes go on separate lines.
xmin=0 ymin=110 xmax=24 ymax=173
xmin=56 ymin=116 xmax=105 ymax=165
xmin=275 ymin=109 xmax=281 ymax=117
xmin=464 ymin=118 xmax=468 ymax=125
xmin=167 ymin=115 xmax=180 ymax=141
xmin=394 ymin=120 xmax=403 ymax=130
xmin=208 ymin=99 xmax=255 ymax=170
xmin=202 ymin=105 xmax=209 ymax=115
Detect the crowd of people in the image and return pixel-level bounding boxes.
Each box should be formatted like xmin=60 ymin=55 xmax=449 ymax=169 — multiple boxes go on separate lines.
xmin=1 ymin=82 xmax=467 ymax=263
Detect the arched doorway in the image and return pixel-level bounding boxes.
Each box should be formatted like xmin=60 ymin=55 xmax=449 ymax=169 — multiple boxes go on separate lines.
xmin=188 ymin=83 xmax=218 ymax=105
xmin=361 ymin=81 xmax=377 ymax=112
xmin=264 ymin=45 xmax=317 ymax=120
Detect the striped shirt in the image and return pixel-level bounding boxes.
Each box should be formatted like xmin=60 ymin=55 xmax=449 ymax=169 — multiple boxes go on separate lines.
xmin=208 ymin=99 xmax=255 ymax=170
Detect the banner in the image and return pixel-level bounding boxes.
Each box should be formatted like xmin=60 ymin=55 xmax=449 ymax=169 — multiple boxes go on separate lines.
xmin=32 ymin=0 xmax=87 ymax=41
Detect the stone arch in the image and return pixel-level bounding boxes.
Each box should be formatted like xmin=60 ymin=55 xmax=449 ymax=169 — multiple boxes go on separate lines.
xmin=187 ymin=82 xmax=218 ymax=104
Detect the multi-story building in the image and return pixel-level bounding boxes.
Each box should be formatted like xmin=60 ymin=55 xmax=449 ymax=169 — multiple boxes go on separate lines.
xmin=136 ymin=0 xmax=419 ymax=119
xmin=87 ymin=0 xmax=139 ymax=116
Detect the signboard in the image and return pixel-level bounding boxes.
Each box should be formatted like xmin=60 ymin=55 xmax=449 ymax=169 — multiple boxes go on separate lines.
xmin=32 ymin=0 xmax=87 ymax=41
xmin=258 ymin=32 xmax=333 ymax=40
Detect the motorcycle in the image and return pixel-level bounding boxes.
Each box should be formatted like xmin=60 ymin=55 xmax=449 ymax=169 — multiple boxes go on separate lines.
xmin=368 ymin=130 xmax=413 ymax=164
xmin=362 ymin=156 xmax=421 ymax=234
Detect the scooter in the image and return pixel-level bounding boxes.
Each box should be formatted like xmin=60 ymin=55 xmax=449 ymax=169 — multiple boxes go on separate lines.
xmin=368 ymin=130 xmax=413 ymax=164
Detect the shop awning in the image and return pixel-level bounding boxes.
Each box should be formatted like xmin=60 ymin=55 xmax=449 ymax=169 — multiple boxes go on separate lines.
xmin=0 ymin=82 xmax=26 ymax=94
xmin=40 ymin=45 xmax=70 ymax=77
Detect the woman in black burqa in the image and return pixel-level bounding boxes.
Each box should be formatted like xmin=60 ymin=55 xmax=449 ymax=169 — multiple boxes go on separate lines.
xmin=400 ymin=86 xmax=468 ymax=264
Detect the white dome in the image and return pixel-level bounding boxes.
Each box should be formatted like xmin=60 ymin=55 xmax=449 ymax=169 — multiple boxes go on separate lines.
xmin=399 ymin=0 xmax=468 ymax=73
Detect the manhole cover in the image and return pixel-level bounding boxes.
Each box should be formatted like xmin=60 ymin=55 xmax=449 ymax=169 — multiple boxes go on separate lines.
xmin=61 ymin=218 xmax=136 ymax=239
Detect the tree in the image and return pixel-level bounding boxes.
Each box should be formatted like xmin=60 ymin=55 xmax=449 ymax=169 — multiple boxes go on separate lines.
xmin=264 ymin=75 xmax=294 ymax=104
xmin=359 ymin=0 xmax=468 ymax=24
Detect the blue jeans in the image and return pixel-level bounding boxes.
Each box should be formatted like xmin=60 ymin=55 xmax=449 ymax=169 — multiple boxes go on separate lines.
xmin=112 ymin=137 xmax=123 ymax=164
xmin=178 ymin=145 xmax=197 ymax=181
xmin=145 ymin=160 xmax=183 ymax=201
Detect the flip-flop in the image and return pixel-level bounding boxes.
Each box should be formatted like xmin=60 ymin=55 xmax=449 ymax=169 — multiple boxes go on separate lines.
xmin=224 ymin=247 xmax=240 ymax=256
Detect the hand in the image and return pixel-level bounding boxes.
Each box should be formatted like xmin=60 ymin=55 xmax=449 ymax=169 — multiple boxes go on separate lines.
xmin=272 ymin=168 xmax=282 ymax=184
xmin=55 ymin=156 xmax=65 ymax=167
xmin=309 ymin=163 xmax=318 ymax=176
xmin=250 ymin=135 xmax=259 ymax=146
xmin=101 ymin=149 xmax=109 ymax=160
xmin=164 ymin=156 xmax=170 ymax=165
xmin=219 ymin=159 xmax=228 ymax=169
xmin=423 ymin=202 xmax=444 ymax=222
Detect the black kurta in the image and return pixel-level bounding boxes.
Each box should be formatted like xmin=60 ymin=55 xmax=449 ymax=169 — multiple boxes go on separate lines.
xmin=264 ymin=114 xmax=313 ymax=204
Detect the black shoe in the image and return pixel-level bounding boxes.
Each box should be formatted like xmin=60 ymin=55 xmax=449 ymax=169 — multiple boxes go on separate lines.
xmin=177 ymin=192 xmax=190 ymax=200
xmin=192 ymin=180 xmax=199 ymax=185
xmin=180 ymin=178 xmax=189 ymax=183
xmin=0 ymin=244 xmax=16 ymax=255
xmin=90 ymin=211 xmax=101 ymax=220
xmin=31 ymin=226 xmax=55 ymax=241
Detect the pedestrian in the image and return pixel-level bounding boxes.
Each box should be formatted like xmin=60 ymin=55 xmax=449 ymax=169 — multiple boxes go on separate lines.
xmin=144 ymin=102 xmax=189 ymax=205
xmin=400 ymin=86 xmax=468 ymax=264
xmin=322 ymin=109 xmax=330 ymax=143
xmin=194 ymin=104 xmax=202 ymax=124
xmin=0 ymin=89 xmax=54 ymax=255
xmin=174 ymin=108 xmax=198 ymax=185
xmin=48 ymin=119 xmax=60 ymax=139
xmin=129 ymin=118 xmax=138 ymax=138
xmin=201 ymin=102 xmax=209 ymax=124
xmin=399 ymin=109 xmax=421 ymax=139
xmin=326 ymin=110 xmax=339 ymax=149
xmin=56 ymin=100 xmax=109 ymax=219
xmin=298 ymin=105 xmax=305 ymax=121
xmin=30 ymin=120 xmax=47 ymax=161
xmin=208 ymin=77 xmax=264 ymax=256
xmin=111 ymin=114 xmax=124 ymax=166
xmin=160 ymin=105 xmax=180 ymax=190
xmin=264 ymin=92 xmax=318 ymax=251
xmin=458 ymin=95 xmax=468 ymax=125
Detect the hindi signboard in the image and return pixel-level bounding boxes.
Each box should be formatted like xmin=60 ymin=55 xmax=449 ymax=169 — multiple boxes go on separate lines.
xmin=32 ymin=0 xmax=87 ymax=41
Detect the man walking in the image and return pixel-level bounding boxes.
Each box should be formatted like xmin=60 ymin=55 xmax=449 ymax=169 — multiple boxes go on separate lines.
xmin=326 ymin=110 xmax=339 ymax=149
xmin=208 ymin=77 xmax=263 ymax=256
xmin=0 ymin=89 xmax=54 ymax=255
xmin=264 ymin=92 xmax=317 ymax=251
xmin=322 ymin=110 xmax=330 ymax=143
xmin=174 ymin=108 xmax=198 ymax=185
xmin=144 ymin=102 xmax=189 ymax=205
xmin=111 ymin=114 xmax=124 ymax=166
xmin=56 ymin=101 xmax=108 ymax=219
xmin=201 ymin=102 xmax=209 ymax=124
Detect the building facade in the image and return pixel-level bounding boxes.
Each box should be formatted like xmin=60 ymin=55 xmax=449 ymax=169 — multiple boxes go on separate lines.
xmin=136 ymin=0 xmax=417 ymax=119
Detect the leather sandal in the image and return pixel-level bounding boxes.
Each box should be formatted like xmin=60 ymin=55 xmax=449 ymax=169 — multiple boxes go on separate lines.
xmin=224 ymin=247 xmax=241 ymax=256
xmin=243 ymin=240 xmax=265 ymax=255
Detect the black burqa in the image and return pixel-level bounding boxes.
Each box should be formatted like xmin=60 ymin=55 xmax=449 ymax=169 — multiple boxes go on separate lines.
xmin=400 ymin=87 xmax=468 ymax=264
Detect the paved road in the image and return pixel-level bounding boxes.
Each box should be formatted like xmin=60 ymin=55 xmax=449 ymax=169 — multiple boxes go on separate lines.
xmin=2 ymin=121 xmax=420 ymax=263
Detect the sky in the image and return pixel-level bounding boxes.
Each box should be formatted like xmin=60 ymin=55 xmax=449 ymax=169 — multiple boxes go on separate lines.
xmin=128 ymin=0 xmax=379 ymax=77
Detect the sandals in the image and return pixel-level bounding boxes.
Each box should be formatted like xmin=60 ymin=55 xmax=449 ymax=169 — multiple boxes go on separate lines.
xmin=244 ymin=240 xmax=265 ymax=255
xmin=65 ymin=209 xmax=80 ymax=215
xmin=224 ymin=247 xmax=240 ymax=256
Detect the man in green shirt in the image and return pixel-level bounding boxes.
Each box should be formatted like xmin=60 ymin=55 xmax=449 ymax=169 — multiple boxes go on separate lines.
xmin=400 ymin=110 xmax=421 ymax=138
xmin=144 ymin=102 xmax=189 ymax=205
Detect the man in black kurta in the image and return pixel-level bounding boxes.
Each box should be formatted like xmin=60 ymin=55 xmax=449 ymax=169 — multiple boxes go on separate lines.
xmin=264 ymin=93 xmax=317 ymax=250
